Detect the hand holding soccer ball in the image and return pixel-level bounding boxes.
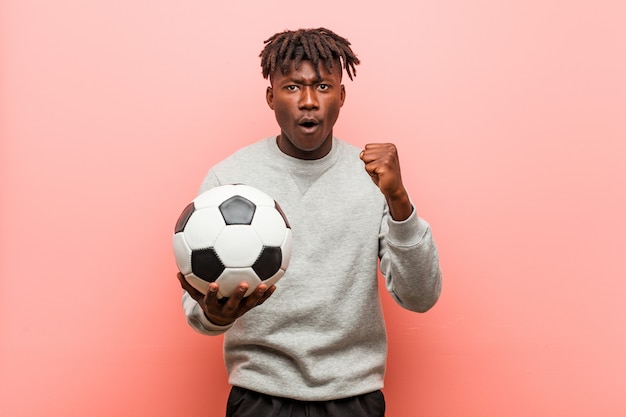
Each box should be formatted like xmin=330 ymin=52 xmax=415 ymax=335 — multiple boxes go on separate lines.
xmin=177 ymin=271 xmax=276 ymax=326
xmin=173 ymin=184 xmax=292 ymax=324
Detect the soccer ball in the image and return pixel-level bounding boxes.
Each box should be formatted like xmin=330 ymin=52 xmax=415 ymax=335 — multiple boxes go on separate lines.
xmin=173 ymin=184 xmax=292 ymax=299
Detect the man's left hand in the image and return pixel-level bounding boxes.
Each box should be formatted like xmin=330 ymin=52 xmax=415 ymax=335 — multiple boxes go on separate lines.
xmin=360 ymin=143 xmax=413 ymax=221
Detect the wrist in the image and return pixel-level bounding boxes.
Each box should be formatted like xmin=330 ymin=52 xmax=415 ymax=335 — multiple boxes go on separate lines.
xmin=204 ymin=311 xmax=235 ymax=327
xmin=386 ymin=189 xmax=412 ymax=221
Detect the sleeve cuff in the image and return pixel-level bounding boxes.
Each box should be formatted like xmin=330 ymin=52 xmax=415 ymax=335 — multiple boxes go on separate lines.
xmin=192 ymin=303 xmax=235 ymax=331
xmin=183 ymin=292 xmax=235 ymax=334
xmin=387 ymin=205 xmax=431 ymax=247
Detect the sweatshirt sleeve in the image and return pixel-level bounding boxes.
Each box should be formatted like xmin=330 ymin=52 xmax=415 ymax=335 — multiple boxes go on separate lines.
xmin=378 ymin=201 xmax=442 ymax=313
xmin=182 ymin=291 xmax=234 ymax=335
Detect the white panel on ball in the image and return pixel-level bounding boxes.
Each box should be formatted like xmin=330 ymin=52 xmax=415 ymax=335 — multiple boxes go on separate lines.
xmin=172 ymin=233 xmax=193 ymax=275
xmin=194 ymin=185 xmax=236 ymax=208
xmin=280 ymin=230 xmax=293 ymax=271
xmin=217 ymin=267 xmax=260 ymax=298
xmin=183 ymin=207 xmax=225 ymax=250
xmin=213 ymin=225 xmax=263 ymax=267
xmin=251 ymin=206 xmax=289 ymax=246
xmin=185 ymin=273 xmax=210 ymax=295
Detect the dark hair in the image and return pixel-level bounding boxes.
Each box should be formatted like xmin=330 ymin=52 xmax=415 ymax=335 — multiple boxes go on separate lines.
xmin=260 ymin=27 xmax=360 ymax=81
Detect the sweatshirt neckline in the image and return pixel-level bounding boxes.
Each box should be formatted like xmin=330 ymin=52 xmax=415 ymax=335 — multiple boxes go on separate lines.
xmin=267 ymin=136 xmax=341 ymax=174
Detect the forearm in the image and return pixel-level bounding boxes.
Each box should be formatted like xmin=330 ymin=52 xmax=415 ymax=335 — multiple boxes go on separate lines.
xmin=385 ymin=187 xmax=413 ymax=222
xmin=380 ymin=208 xmax=442 ymax=312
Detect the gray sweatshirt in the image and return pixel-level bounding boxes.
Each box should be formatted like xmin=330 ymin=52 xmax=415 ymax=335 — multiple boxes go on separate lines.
xmin=182 ymin=136 xmax=442 ymax=401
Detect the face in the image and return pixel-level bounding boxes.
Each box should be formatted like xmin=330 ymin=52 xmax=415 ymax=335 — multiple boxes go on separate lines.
xmin=266 ymin=60 xmax=345 ymax=160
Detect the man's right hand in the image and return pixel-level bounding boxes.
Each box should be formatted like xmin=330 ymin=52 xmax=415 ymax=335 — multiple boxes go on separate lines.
xmin=177 ymin=272 xmax=276 ymax=326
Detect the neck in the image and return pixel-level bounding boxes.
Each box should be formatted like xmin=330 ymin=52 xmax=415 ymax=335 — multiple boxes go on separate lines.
xmin=276 ymin=134 xmax=333 ymax=160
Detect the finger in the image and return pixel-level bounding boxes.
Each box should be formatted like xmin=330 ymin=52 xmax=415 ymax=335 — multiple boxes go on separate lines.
xmin=204 ymin=283 xmax=221 ymax=305
xmin=255 ymin=284 xmax=277 ymax=306
xmin=222 ymin=283 xmax=249 ymax=313
xmin=243 ymin=283 xmax=272 ymax=309
xmin=360 ymin=144 xmax=379 ymax=160
xmin=363 ymin=144 xmax=398 ymax=159
xmin=245 ymin=283 xmax=268 ymax=304
xmin=364 ymin=143 xmax=395 ymax=150
xmin=360 ymin=150 xmax=381 ymax=166
xmin=360 ymin=146 xmax=395 ymax=164
xmin=362 ymin=158 xmax=384 ymax=177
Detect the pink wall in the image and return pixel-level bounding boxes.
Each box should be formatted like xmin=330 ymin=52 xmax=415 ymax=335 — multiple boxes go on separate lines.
xmin=1 ymin=1 xmax=625 ymax=416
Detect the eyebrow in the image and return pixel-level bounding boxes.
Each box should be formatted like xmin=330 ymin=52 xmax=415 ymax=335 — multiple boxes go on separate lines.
xmin=284 ymin=75 xmax=328 ymax=84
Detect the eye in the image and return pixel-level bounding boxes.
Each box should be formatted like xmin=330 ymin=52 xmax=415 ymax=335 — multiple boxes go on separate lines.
xmin=285 ymin=85 xmax=299 ymax=92
xmin=318 ymin=84 xmax=329 ymax=91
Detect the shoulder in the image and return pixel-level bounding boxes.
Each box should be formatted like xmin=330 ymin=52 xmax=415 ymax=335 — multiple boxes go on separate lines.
xmin=334 ymin=137 xmax=362 ymax=158
xmin=209 ymin=137 xmax=274 ymax=174
xmin=199 ymin=137 xmax=276 ymax=193
xmin=331 ymin=138 xmax=383 ymax=196
xmin=219 ymin=138 xmax=272 ymax=165
xmin=333 ymin=139 xmax=369 ymax=176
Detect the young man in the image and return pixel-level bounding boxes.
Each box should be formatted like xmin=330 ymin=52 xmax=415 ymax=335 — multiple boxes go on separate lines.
xmin=178 ymin=28 xmax=442 ymax=417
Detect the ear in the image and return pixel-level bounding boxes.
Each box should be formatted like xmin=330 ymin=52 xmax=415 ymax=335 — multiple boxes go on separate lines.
xmin=266 ymin=86 xmax=275 ymax=110
xmin=340 ymin=84 xmax=346 ymax=107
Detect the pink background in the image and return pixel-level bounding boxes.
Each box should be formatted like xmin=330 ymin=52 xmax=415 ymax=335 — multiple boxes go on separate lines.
xmin=2 ymin=1 xmax=625 ymax=416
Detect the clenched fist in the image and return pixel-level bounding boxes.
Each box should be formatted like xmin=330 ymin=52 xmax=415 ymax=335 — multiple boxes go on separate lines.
xmin=360 ymin=143 xmax=413 ymax=221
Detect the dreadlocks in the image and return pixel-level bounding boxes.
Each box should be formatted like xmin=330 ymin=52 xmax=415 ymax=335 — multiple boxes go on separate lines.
xmin=260 ymin=27 xmax=360 ymax=81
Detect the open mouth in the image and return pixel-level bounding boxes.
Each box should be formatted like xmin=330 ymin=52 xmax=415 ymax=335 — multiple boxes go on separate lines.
xmin=298 ymin=118 xmax=319 ymax=129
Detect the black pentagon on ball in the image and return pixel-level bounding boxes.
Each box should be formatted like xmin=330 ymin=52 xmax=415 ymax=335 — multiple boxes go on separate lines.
xmin=252 ymin=246 xmax=282 ymax=280
xmin=219 ymin=195 xmax=256 ymax=225
xmin=174 ymin=202 xmax=195 ymax=233
xmin=191 ymin=247 xmax=225 ymax=282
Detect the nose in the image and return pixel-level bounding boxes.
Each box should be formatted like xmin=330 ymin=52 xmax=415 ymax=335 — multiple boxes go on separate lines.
xmin=299 ymin=86 xmax=319 ymax=110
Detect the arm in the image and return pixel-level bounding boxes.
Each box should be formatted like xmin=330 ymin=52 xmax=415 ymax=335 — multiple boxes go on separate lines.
xmin=360 ymin=143 xmax=442 ymax=312
xmin=378 ymin=207 xmax=442 ymax=312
